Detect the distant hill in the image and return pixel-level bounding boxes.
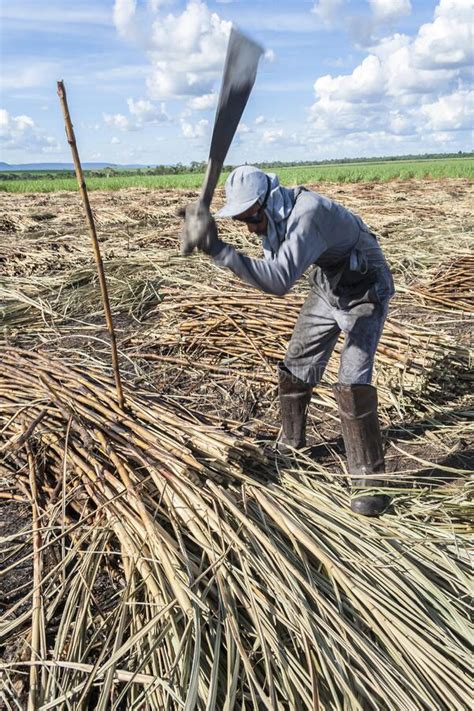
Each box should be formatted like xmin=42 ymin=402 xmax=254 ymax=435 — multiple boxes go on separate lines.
xmin=0 ymin=162 xmax=149 ymax=171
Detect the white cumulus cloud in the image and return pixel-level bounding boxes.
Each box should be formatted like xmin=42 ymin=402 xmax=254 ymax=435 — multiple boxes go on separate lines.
xmin=236 ymin=123 xmax=251 ymax=134
xmin=113 ymin=0 xmax=138 ymax=38
xmin=103 ymin=97 xmax=168 ymax=131
xmin=0 ymin=109 xmax=60 ymax=153
xmin=113 ymin=0 xmax=232 ymax=99
xmin=103 ymin=113 xmax=135 ymax=131
xmin=420 ymin=89 xmax=474 ymax=131
xmin=262 ymin=128 xmax=284 ymax=144
xmin=412 ymin=0 xmax=473 ymax=70
xmin=127 ymin=97 xmax=168 ymax=121
xmin=309 ymin=0 xmax=473 ymax=151
xmin=180 ymin=117 xmax=209 ymax=139
xmin=314 ymin=55 xmax=386 ymax=102
xmin=369 ymin=0 xmax=411 ymax=23
xmin=187 ymin=93 xmax=218 ymax=111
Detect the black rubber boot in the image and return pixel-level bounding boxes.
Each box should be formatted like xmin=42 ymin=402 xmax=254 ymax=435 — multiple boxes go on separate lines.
xmin=334 ymin=384 xmax=390 ymax=517
xmin=278 ymin=364 xmax=313 ymax=451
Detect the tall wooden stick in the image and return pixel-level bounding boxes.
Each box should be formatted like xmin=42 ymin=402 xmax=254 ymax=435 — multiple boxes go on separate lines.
xmin=57 ymin=80 xmax=125 ymax=409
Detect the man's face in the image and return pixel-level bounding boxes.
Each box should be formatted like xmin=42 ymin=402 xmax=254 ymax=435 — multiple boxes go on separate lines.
xmin=233 ymin=200 xmax=268 ymax=235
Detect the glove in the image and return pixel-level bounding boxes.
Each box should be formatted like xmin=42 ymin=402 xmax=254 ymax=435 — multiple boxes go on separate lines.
xmin=177 ymin=202 xmax=223 ymax=256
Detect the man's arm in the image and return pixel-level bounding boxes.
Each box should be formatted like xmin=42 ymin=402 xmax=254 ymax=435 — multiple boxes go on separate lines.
xmin=211 ymin=216 xmax=326 ymax=296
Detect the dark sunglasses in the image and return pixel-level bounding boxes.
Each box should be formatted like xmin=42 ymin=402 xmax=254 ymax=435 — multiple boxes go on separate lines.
xmin=233 ymin=176 xmax=271 ymax=224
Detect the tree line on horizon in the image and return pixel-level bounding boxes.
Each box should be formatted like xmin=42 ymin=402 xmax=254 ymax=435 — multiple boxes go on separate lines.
xmin=0 ymin=152 xmax=471 ymax=181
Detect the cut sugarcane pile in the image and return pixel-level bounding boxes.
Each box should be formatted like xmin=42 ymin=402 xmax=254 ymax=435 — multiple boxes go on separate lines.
xmin=130 ymin=281 xmax=471 ymax=419
xmin=1 ymin=348 xmax=471 ymax=710
xmin=1 ymin=181 xmax=473 ymax=708
xmin=409 ymin=255 xmax=474 ymax=312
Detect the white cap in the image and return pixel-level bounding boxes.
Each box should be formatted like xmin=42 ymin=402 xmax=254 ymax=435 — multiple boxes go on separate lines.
xmin=215 ymin=165 xmax=268 ymax=218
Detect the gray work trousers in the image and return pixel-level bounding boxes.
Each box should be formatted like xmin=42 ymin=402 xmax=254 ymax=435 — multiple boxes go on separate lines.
xmin=284 ymin=264 xmax=394 ymax=386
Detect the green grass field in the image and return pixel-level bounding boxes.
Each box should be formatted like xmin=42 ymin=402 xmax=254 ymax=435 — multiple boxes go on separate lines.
xmin=0 ymin=157 xmax=472 ymax=192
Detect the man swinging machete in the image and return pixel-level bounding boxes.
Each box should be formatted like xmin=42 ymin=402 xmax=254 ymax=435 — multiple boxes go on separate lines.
xmin=179 ymin=29 xmax=394 ymax=517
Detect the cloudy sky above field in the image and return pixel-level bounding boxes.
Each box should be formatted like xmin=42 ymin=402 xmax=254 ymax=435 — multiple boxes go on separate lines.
xmin=0 ymin=0 xmax=472 ymax=165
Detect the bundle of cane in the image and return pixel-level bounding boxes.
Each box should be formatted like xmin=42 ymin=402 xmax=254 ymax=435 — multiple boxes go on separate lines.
xmin=1 ymin=347 xmax=470 ymax=710
xmin=130 ymin=279 xmax=471 ymax=420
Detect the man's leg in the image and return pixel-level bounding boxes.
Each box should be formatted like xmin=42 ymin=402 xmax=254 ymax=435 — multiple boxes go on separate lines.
xmin=335 ymin=299 xmax=390 ymax=516
xmin=279 ymin=290 xmax=340 ymax=449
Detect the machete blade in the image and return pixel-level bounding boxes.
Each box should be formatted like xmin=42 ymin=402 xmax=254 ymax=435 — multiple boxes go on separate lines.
xmin=209 ymin=27 xmax=264 ymax=165
xmin=198 ymin=27 xmax=264 ymax=208
xmin=182 ymin=27 xmax=264 ymax=255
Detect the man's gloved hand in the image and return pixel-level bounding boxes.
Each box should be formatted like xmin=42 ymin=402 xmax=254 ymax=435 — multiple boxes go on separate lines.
xmin=177 ymin=201 xmax=223 ymax=256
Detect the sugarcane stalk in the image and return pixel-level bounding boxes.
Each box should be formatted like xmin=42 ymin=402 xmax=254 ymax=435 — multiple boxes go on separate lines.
xmin=0 ymin=346 xmax=471 ymax=708
xmin=56 ymin=80 xmax=124 ymax=409
xmin=26 ymin=435 xmax=43 ymax=711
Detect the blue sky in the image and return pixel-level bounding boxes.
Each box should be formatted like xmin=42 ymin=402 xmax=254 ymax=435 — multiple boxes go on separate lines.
xmin=0 ymin=0 xmax=472 ymax=165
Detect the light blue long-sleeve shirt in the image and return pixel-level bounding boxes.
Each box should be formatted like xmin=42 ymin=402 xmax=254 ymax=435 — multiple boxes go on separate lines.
xmin=212 ymin=188 xmax=387 ymax=296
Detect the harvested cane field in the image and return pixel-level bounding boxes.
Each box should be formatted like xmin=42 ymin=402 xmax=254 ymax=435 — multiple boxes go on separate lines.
xmin=0 ymin=178 xmax=472 ymax=709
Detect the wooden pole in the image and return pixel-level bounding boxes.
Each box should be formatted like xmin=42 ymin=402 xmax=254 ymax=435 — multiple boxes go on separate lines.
xmin=57 ymin=80 xmax=125 ymax=409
